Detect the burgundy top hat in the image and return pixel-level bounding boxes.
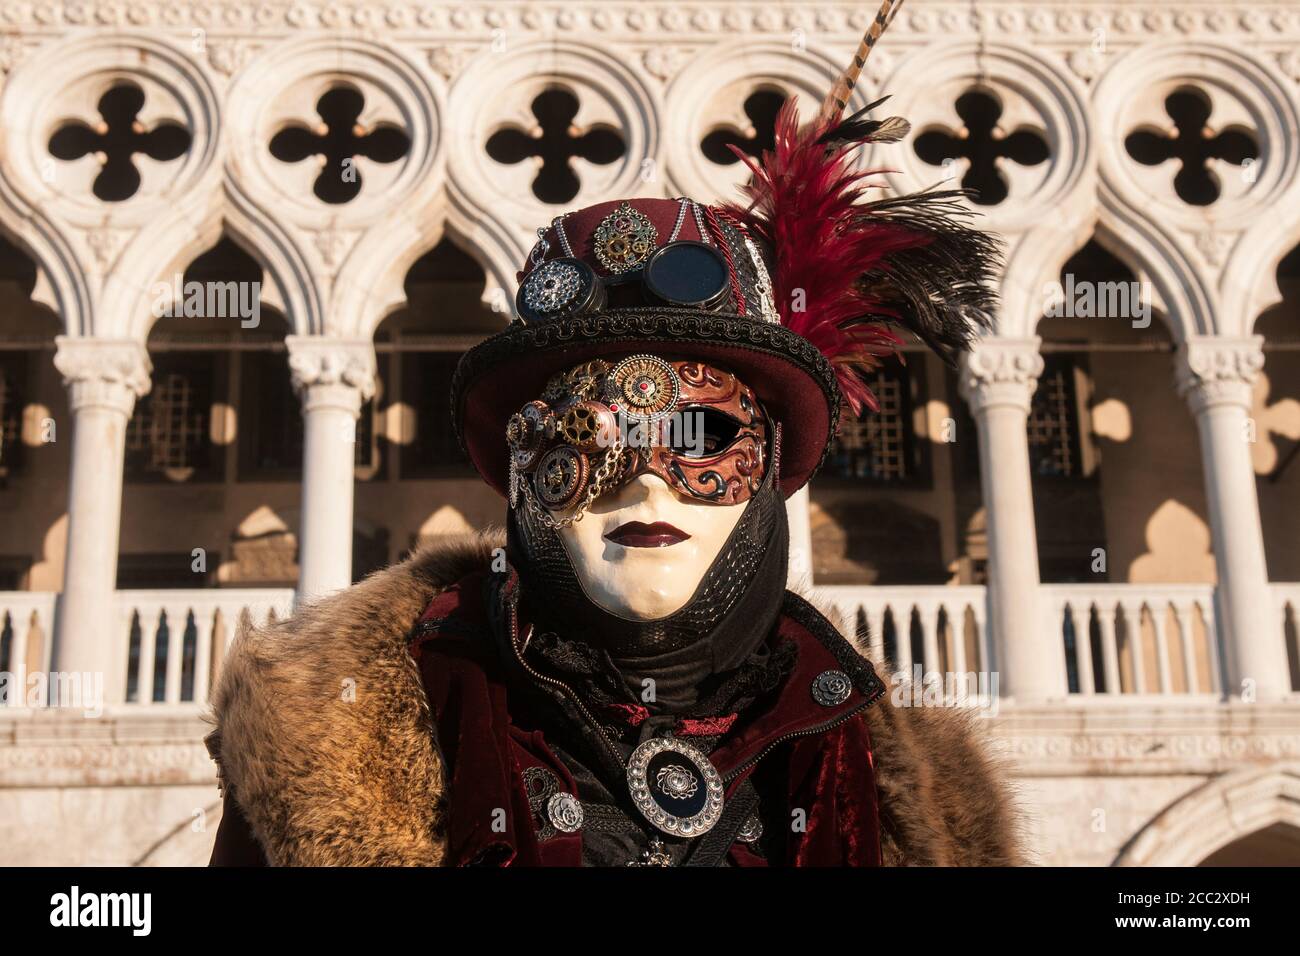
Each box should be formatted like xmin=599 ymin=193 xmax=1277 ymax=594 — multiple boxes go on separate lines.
xmin=452 ymin=2 xmax=1000 ymax=501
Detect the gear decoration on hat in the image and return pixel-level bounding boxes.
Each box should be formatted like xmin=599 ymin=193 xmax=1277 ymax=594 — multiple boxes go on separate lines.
xmin=535 ymin=446 xmax=590 ymax=510
xmin=592 ymin=201 xmax=657 ymax=274
xmin=521 ymin=259 xmax=585 ymax=315
xmin=607 ymin=354 xmax=679 ymax=423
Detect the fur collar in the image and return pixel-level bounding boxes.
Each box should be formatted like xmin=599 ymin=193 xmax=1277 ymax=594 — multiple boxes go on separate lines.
xmin=207 ymin=530 xmax=1022 ymax=866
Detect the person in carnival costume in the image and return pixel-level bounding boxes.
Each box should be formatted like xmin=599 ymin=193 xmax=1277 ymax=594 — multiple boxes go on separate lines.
xmin=208 ymin=0 xmax=1022 ymax=866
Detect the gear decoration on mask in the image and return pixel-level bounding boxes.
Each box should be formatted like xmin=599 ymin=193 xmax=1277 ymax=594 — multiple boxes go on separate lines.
xmin=607 ymin=354 xmax=680 ymax=423
xmin=507 ymin=400 xmax=552 ymax=473
xmin=560 ymin=401 xmax=616 ymax=453
xmin=521 ymin=259 xmax=584 ymax=315
xmin=592 ymin=201 xmax=657 ymax=274
xmin=627 ymin=737 xmax=724 ymax=838
xmin=506 ymin=355 xmax=770 ymax=519
xmin=535 ymin=445 xmax=590 ymax=511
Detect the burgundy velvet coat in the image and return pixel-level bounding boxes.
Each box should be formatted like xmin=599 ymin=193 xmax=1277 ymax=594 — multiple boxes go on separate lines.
xmin=206 ymin=532 xmax=1022 ymax=866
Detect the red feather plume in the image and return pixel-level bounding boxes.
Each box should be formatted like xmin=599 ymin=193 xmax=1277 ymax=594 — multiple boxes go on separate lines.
xmin=722 ymin=97 xmax=999 ymax=419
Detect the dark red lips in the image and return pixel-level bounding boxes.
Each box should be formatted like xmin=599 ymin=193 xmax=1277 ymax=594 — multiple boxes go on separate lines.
xmin=605 ymin=521 xmax=691 ymax=548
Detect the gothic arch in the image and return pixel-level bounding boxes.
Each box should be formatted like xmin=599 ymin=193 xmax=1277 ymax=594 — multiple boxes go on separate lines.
xmin=1092 ymin=194 xmax=1208 ymax=342
xmin=224 ymin=35 xmax=448 ymax=340
xmin=662 ymin=38 xmax=874 ymax=201
xmin=347 ymin=205 xmax=521 ymax=342
xmin=1113 ymin=765 xmax=1300 ymax=866
xmin=0 ymin=31 xmax=225 ymax=340
xmin=0 ymin=215 xmax=83 ymax=335
xmin=1225 ymin=213 xmax=1300 ymax=339
xmin=118 ymin=206 xmax=321 ymax=341
xmin=875 ymin=40 xmax=1096 ymax=339
xmin=1029 ymin=221 xmax=1181 ymax=341
xmin=1093 ymin=40 xmax=1300 ymax=341
xmin=444 ymin=38 xmax=662 ymax=234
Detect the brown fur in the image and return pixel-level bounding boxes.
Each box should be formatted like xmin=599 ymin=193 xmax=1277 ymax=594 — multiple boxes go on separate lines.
xmin=208 ymin=530 xmax=1022 ymax=865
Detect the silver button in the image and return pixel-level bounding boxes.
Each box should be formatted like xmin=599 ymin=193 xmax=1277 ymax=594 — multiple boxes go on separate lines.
xmin=547 ymin=792 xmax=585 ymax=833
xmin=736 ymin=813 xmax=764 ymax=844
xmin=811 ymin=669 xmax=853 ymax=707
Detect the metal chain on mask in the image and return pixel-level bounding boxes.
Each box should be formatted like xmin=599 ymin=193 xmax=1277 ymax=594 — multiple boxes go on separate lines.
xmin=517 ymin=432 xmax=633 ymax=530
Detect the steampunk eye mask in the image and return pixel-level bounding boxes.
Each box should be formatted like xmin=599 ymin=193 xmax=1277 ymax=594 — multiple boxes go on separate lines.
xmin=506 ymin=354 xmax=769 ymax=526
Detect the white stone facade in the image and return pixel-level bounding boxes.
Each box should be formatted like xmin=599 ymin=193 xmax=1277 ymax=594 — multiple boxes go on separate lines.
xmin=1 ymin=1 xmax=1299 ymax=866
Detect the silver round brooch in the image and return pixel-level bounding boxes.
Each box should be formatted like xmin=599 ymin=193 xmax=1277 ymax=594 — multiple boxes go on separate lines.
xmin=523 ymin=260 xmax=583 ymax=315
xmin=627 ymin=737 xmax=724 ymax=838
xmin=546 ymin=792 xmax=585 ymax=833
xmin=811 ymin=669 xmax=853 ymax=707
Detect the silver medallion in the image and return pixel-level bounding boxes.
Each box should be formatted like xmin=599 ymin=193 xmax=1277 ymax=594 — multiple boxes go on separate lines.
xmin=523 ymin=260 xmax=584 ymax=315
xmin=811 ymin=669 xmax=853 ymax=707
xmin=546 ymin=792 xmax=584 ymax=833
xmin=627 ymin=737 xmax=724 ymax=838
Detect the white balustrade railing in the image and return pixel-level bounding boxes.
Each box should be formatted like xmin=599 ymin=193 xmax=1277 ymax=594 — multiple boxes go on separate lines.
xmin=3 ymin=581 xmax=1296 ymax=709
xmin=118 ymin=589 xmax=294 ymax=706
xmin=1271 ymin=583 xmax=1300 ymax=691
xmin=814 ymin=584 xmax=992 ymax=680
xmin=1 ymin=592 xmax=56 ymax=707
xmin=1040 ymin=583 xmax=1223 ymax=696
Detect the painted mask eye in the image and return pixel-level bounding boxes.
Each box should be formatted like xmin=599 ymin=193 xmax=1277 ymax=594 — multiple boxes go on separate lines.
xmin=669 ymin=407 xmax=743 ymax=458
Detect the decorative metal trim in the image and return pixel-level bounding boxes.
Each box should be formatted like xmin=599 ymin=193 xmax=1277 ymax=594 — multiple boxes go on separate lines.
xmin=522 ymin=259 xmax=584 ymax=315
xmin=626 ymin=737 xmax=725 ymax=838
xmin=593 ymin=201 xmax=658 ymax=274
xmin=811 ymin=669 xmax=853 ymax=707
xmin=547 ymin=792 xmax=585 ymax=833
xmin=606 ymin=353 xmax=680 ymax=423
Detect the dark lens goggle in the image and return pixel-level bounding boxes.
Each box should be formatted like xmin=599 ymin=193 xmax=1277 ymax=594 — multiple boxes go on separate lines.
xmin=516 ymin=241 xmax=730 ymax=324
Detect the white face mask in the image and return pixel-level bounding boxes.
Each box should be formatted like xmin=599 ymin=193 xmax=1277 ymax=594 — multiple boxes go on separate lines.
xmin=557 ymin=472 xmax=747 ymax=621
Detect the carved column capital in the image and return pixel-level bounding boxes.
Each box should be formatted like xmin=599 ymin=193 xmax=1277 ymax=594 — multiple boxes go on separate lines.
xmin=1175 ymin=335 xmax=1265 ymax=415
xmin=52 ymin=336 xmax=152 ymax=416
xmin=958 ymin=337 xmax=1045 ymax=415
xmin=285 ymin=336 xmax=377 ymax=416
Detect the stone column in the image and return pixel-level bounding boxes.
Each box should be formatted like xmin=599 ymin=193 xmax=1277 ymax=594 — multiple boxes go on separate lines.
xmin=959 ymin=337 xmax=1064 ymax=701
xmin=1175 ymin=336 xmax=1287 ymax=699
xmin=286 ymin=337 xmax=376 ymax=602
xmin=785 ymin=485 xmax=815 ymax=589
xmin=52 ymin=337 xmax=151 ymax=704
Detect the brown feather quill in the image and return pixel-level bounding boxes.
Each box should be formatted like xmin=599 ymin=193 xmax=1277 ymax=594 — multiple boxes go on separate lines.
xmin=816 ymin=0 xmax=907 ymax=126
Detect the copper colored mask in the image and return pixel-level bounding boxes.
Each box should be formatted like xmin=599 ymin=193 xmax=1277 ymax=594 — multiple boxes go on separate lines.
xmin=506 ymin=354 xmax=769 ymax=520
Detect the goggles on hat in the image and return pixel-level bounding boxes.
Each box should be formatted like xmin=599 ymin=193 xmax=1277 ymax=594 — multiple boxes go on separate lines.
xmin=516 ymin=241 xmax=732 ymax=325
